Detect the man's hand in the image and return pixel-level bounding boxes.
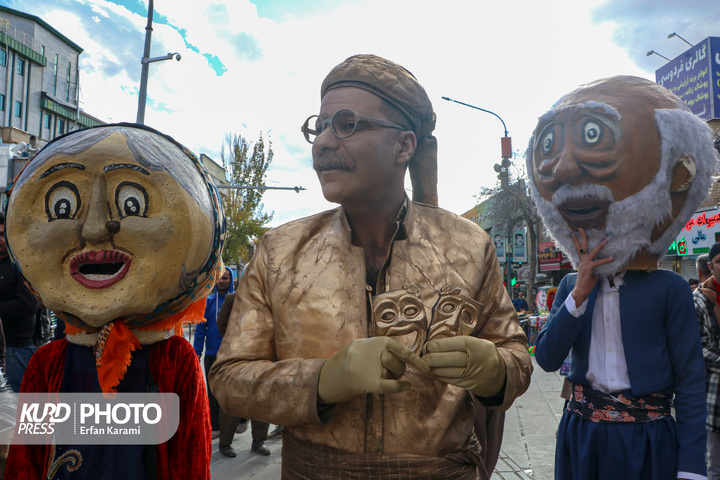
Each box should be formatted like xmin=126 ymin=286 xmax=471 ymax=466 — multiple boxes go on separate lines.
xmin=571 ymin=228 xmax=614 ymax=306
xmin=317 ymin=337 xmax=430 ymax=404
xmin=422 ymin=336 xmax=506 ymax=398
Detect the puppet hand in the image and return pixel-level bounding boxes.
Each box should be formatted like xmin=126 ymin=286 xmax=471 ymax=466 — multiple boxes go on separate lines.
xmin=317 ymin=337 xmax=430 ymax=404
xmin=571 ymin=228 xmax=614 ymax=305
xmin=422 ymin=336 xmax=506 ymax=398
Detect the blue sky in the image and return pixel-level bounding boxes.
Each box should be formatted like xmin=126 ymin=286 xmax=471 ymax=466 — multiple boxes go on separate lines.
xmin=5 ymin=0 xmax=720 ymax=226
xmin=250 ymin=0 xmax=337 ymax=20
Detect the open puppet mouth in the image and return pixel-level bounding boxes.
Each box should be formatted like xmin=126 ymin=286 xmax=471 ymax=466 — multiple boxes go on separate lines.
xmin=558 ymin=198 xmax=611 ymax=231
xmin=69 ymin=250 xmax=132 ymax=289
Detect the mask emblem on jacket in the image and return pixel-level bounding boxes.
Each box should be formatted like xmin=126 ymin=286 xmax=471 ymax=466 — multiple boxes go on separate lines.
xmin=372 ymin=284 xmax=428 ymax=354
xmin=427 ymin=285 xmax=483 ymax=340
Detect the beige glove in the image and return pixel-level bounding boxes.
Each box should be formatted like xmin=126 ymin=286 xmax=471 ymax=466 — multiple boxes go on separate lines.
xmin=318 ymin=337 xmax=430 ymax=404
xmin=422 ymin=336 xmax=506 ymax=398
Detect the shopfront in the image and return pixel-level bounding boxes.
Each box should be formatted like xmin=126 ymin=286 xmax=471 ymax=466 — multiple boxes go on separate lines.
xmin=538 ymin=240 xmax=573 ymax=286
xmin=663 ymin=207 xmax=720 ymax=279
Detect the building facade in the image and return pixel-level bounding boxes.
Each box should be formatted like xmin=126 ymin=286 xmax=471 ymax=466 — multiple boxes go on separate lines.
xmin=0 ymin=5 xmax=103 ymax=190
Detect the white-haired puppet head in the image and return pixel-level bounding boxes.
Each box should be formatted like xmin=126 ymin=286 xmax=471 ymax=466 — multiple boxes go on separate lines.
xmin=526 ymin=76 xmax=718 ymax=277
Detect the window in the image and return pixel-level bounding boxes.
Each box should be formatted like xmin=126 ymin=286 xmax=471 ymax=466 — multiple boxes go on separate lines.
xmin=14 ymin=101 xmax=21 ymax=117
xmin=16 ymin=58 xmax=24 ymax=76
xmin=53 ymin=54 xmax=58 ymax=96
xmin=0 ymin=50 xmax=6 ymax=67
xmin=57 ymin=119 xmax=65 ymax=134
xmin=0 ymin=94 xmax=4 ymax=111
xmin=66 ymin=62 xmax=71 ymax=101
xmin=43 ymin=112 xmax=50 ymax=129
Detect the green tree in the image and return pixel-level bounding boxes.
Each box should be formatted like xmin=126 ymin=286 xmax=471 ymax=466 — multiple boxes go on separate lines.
xmin=478 ymin=157 xmax=542 ymax=308
xmin=221 ymin=132 xmax=274 ymax=265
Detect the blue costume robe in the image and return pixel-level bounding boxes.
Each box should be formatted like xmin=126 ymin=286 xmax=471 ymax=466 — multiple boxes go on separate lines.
xmin=536 ymin=270 xmax=706 ymax=479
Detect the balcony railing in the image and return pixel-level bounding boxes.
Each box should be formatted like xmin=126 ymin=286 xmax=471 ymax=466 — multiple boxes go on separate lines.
xmin=0 ymin=18 xmax=42 ymax=54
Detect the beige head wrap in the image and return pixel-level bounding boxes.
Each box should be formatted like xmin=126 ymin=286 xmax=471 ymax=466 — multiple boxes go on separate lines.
xmin=321 ymin=54 xmax=438 ymax=206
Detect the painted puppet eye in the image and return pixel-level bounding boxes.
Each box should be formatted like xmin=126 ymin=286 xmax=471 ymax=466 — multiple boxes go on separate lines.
xmin=541 ymin=130 xmax=555 ymax=155
xmin=115 ymin=182 xmax=148 ymax=218
xmin=45 ymin=181 xmax=80 ymax=221
xmin=582 ymin=120 xmax=603 ymax=146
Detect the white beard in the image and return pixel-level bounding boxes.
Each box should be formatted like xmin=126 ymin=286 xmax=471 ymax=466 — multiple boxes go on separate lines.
xmin=533 ymin=177 xmax=673 ymax=278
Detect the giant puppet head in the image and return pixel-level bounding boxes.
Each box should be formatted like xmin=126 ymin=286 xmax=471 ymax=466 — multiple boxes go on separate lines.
xmin=527 ymin=76 xmax=718 ymax=277
xmin=5 ymin=124 xmax=225 ymax=391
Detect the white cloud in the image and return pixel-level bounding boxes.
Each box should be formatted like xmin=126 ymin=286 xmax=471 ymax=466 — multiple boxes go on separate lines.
xmin=10 ymin=0 xmax=720 ymax=226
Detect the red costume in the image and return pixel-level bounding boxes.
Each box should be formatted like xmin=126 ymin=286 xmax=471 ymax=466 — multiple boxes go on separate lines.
xmin=5 ymin=336 xmax=211 ymax=479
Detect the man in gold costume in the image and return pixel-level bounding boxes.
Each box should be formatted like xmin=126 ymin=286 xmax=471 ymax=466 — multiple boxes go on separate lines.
xmin=210 ymin=54 xmax=532 ymax=479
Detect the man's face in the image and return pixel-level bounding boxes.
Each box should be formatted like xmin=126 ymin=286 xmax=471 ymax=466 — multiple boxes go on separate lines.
xmin=5 ymin=132 xmax=213 ymax=327
xmin=217 ymin=271 xmax=232 ymax=293
xmin=530 ymin=82 xmax=663 ymax=231
xmin=709 ymin=256 xmax=720 ymax=284
xmin=312 ymin=87 xmax=406 ymax=208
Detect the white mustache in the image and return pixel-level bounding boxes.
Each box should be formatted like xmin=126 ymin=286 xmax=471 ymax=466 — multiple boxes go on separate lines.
xmin=552 ymin=183 xmax=615 ymax=206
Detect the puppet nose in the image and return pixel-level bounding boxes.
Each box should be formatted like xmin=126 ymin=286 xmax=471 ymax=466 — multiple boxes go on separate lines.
xmin=551 ymin=148 xmax=583 ymax=185
xmin=105 ymin=220 xmax=121 ymax=234
xmin=81 ymin=180 xmax=112 ymax=244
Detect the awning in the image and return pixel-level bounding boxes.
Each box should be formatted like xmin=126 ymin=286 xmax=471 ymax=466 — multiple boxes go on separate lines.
xmin=540 ymin=262 xmax=573 ymax=271
xmin=539 ymin=262 xmax=560 ymax=271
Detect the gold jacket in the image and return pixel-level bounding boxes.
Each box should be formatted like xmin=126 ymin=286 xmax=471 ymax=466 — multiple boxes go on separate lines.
xmin=210 ymin=199 xmax=532 ymax=457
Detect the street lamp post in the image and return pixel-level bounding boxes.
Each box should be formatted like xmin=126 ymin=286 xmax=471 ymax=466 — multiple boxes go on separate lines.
xmin=136 ymin=0 xmax=154 ymax=124
xmin=442 ymin=96 xmax=514 ymax=294
xmin=216 ymin=185 xmax=306 ymax=193
xmin=646 ymin=50 xmax=671 ymax=62
xmin=136 ymin=0 xmax=181 ymax=124
xmin=668 ymin=32 xmax=693 ymax=47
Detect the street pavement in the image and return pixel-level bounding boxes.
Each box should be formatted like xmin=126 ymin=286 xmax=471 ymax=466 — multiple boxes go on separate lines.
xmin=201 ymin=355 xmax=565 ymax=480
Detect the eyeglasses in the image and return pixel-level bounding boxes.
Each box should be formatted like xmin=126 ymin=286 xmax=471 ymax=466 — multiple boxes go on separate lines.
xmin=301 ymin=109 xmax=406 ymax=144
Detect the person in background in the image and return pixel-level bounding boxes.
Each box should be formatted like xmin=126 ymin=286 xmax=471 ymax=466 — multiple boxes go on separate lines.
xmin=194 ymin=267 xmax=234 ymax=438
xmin=694 ymin=243 xmax=720 ymax=480
xmin=513 ymin=291 xmax=529 ymax=313
xmin=215 ymin=291 xmax=272 ymax=457
xmin=698 ymin=254 xmax=712 ymax=284
xmin=689 ymin=278 xmax=700 ymax=291
xmin=33 ymin=306 xmax=53 ymax=348
xmin=0 ymin=212 xmax=39 ymax=392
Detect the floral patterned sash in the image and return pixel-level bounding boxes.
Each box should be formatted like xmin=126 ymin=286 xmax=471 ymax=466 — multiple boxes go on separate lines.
xmin=568 ymin=383 xmax=670 ymax=423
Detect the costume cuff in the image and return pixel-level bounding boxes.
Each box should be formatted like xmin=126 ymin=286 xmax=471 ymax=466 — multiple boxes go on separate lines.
xmin=677 ymin=471 xmax=706 ymax=480
xmin=564 ymin=294 xmax=587 ymax=317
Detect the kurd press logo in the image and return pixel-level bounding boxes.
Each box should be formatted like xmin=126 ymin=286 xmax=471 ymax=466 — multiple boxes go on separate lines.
xmin=6 ymin=393 xmax=179 ymax=445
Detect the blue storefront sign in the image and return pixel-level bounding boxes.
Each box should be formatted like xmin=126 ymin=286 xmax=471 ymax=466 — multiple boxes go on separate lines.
xmin=655 ymin=37 xmax=720 ymax=120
